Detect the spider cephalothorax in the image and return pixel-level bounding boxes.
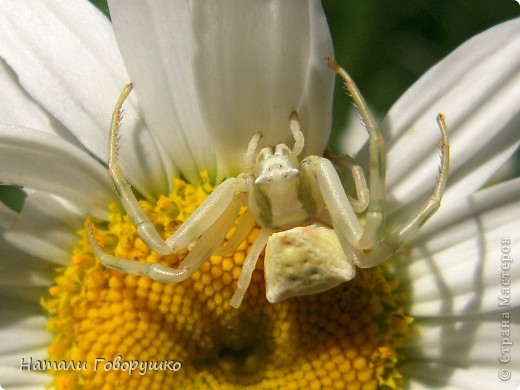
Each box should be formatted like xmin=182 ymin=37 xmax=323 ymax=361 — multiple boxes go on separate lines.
xmin=87 ymin=58 xmax=449 ymax=308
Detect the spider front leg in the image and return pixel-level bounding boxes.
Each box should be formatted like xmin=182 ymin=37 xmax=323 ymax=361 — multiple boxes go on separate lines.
xmin=359 ymin=113 xmax=450 ymax=268
xmin=327 ymin=58 xmax=386 ymax=249
xmin=88 ymin=83 xmax=250 ymax=282
xmin=106 ymin=83 xmax=248 ymax=255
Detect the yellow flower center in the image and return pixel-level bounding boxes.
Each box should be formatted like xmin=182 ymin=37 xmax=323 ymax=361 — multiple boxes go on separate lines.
xmin=42 ymin=172 xmax=413 ymax=389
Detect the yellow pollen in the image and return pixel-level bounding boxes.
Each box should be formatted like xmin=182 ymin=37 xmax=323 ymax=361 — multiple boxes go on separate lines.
xmin=42 ymin=172 xmax=413 ymax=389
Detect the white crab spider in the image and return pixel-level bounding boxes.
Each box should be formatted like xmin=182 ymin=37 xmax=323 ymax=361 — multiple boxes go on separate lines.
xmin=87 ymin=58 xmax=449 ymax=309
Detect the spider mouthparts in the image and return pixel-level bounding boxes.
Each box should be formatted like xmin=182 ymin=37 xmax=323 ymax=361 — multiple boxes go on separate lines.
xmin=255 ymin=175 xmax=271 ymax=185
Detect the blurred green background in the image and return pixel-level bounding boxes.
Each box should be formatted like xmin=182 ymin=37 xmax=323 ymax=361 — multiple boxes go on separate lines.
xmin=1 ymin=1 xmax=519 ymax=211
xmin=322 ymin=1 xmax=519 ymax=145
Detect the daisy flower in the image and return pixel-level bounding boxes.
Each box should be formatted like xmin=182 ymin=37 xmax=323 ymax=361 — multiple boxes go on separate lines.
xmin=0 ymin=1 xmax=519 ymax=389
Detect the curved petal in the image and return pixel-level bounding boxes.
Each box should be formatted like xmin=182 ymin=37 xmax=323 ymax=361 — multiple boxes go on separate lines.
xmin=0 ymin=315 xmax=51 ymax=356
xmin=0 ymin=312 xmax=51 ymax=386
xmin=0 ymin=260 xmax=52 ymax=388
xmin=405 ymin=362 xmax=516 ymax=389
xmin=0 ymin=125 xmax=114 ymax=219
xmin=109 ymin=0 xmax=334 ymax=180
xmin=0 ymin=236 xmax=54 ymax=310
xmin=415 ymin=177 xmax=520 ymax=243
xmin=0 ymin=366 xmax=50 ymax=389
xmin=0 ymin=246 xmax=55 ymax=289
xmin=193 ymin=0 xmax=334 ymax=176
xmin=3 ymin=192 xmax=82 ymax=263
xmin=354 ymin=18 xmax=520 ymax=221
xmin=0 ymin=0 xmax=169 ymax=198
xmin=108 ymin=0 xmax=217 ymax=183
xmin=403 ymin=316 xmax=520 ymax=389
xmin=0 ymin=269 xmax=54 ymax=289
xmin=0 ymin=58 xmax=73 ymax=142
xmin=398 ymin=178 xmax=520 ymax=316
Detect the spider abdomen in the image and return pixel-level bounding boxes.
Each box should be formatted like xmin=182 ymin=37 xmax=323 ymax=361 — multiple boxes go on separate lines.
xmin=264 ymin=224 xmax=356 ymax=303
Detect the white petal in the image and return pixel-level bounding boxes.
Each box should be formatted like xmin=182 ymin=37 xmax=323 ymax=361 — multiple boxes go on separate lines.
xmin=360 ymin=18 xmax=520 ymax=219
xmin=0 ymin=252 xmax=53 ymax=304
xmin=0 ymin=125 xmax=114 ymax=219
xmin=0 ymin=238 xmax=55 ymax=288
xmin=399 ymin=179 xmax=520 ymax=316
xmin=405 ymin=363 xmax=515 ymax=389
xmin=0 ymin=199 xmax=16 ymax=232
xmin=415 ymin=177 xmax=520 ymax=243
xmin=0 ymin=286 xmax=50 ymax=306
xmin=192 ymin=0 xmax=334 ymax=176
xmin=0 ymin=58 xmax=73 ymax=141
xmin=108 ymin=0 xmax=216 ymax=183
xmin=0 ymin=295 xmax=44 ymax=320
xmin=0 ymin=311 xmax=52 ymax=387
xmin=0 ymin=225 xmax=62 ymax=271
xmin=403 ymin=317 xmax=520 ymax=389
xmin=0 ymin=366 xmax=50 ymax=389
xmin=406 ymin=315 xmax=520 ymax=364
xmin=0 ymin=0 xmax=169 ymax=197
xmin=0 ymin=315 xmax=51 ymax=356
xmin=109 ymin=0 xmax=334 ymax=179
xmin=4 ymin=192 xmax=81 ymax=263
xmin=0 ymin=269 xmax=53 ymax=289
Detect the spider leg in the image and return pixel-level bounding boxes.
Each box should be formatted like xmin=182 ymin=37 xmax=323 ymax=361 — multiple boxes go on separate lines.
xmin=302 ymin=156 xmax=365 ymax=264
xmin=289 ymin=111 xmax=305 ymax=156
xmin=320 ymin=153 xmax=370 ymax=214
xmin=327 ymin=58 xmax=385 ymax=249
xmin=108 ymin=83 xmax=246 ymax=255
xmin=164 ymin=179 xmax=247 ymax=252
xmin=245 ymin=129 xmax=262 ymax=170
xmin=324 ymin=150 xmax=369 ymax=213
xmin=86 ymin=189 xmax=244 ymax=283
xmin=230 ymin=227 xmax=272 ymax=308
xmin=358 ymin=114 xmax=450 ymax=268
xmin=349 ymin=165 xmax=369 ymax=213
xmin=325 ymin=150 xmax=370 ymax=214
xmin=213 ymin=210 xmax=257 ymax=256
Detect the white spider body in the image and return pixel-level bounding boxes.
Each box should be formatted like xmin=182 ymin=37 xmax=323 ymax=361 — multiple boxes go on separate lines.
xmin=249 ymin=146 xmax=322 ymax=229
xmin=87 ymin=59 xmax=450 ymax=309
xmin=238 ymin=143 xmax=351 ymax=304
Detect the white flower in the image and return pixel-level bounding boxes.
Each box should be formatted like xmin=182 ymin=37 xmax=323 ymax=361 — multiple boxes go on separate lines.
xmin=0 ymin=0 xmax=518 ymax=388
xmin=381 ymin=18 xmax=520 ymax=387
